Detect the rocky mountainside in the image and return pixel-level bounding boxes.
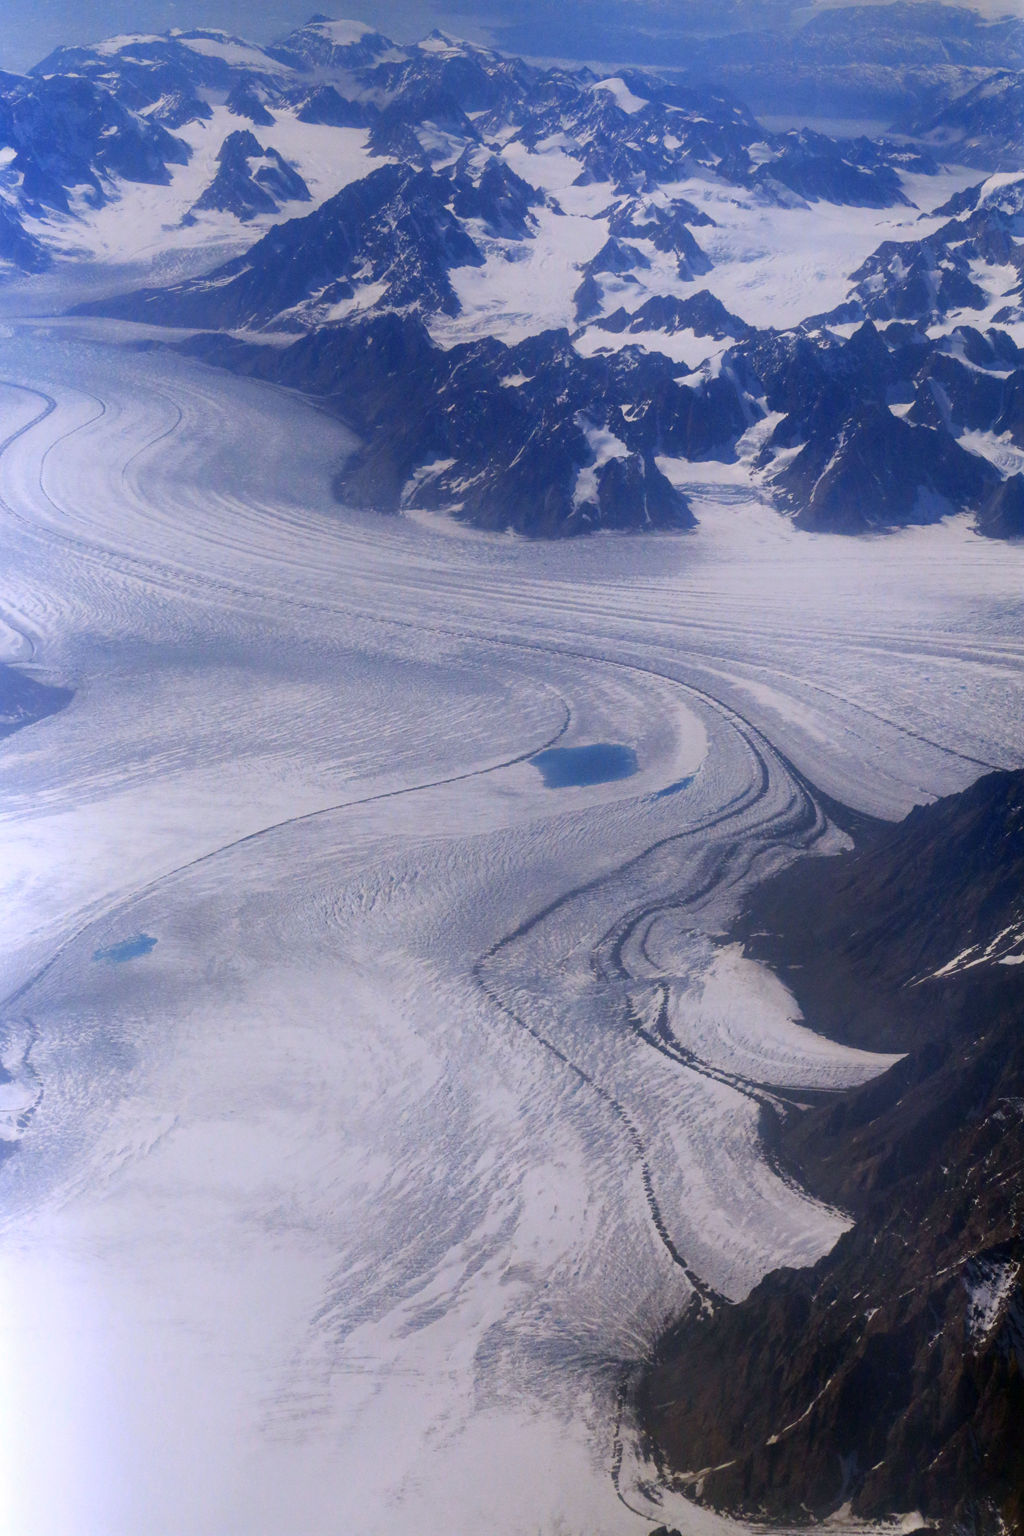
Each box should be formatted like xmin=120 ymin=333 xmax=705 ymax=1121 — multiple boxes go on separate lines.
xmin=177 ymin=298 xmax=1023 ymax=537
xmin=898 ymin=70 xmax=1024 ymax=173
xmin=183 ymin=128 xmax=310 ymax=223
xmin=639 ymin=768 xmax=1024 ymax=1534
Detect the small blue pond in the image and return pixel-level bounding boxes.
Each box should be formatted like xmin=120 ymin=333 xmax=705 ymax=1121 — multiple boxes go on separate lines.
xmin=531 ymin=743 xmax=638 ymax=788
xmin=93 ymin=934 xmax=158 ymax=964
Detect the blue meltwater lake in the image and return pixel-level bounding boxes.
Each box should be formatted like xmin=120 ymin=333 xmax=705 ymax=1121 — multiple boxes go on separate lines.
xmin=530 ymin=743 xmax=638 ymax=788
xmin=93 ymin=935 xmax=158 ymax=964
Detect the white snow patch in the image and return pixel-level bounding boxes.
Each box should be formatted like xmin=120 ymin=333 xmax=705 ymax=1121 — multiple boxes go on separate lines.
xmin=169 ymin=32 xmax=284 ymax=71
xmin=959 ymin=429 xmax=1024 ymax=479
xmin=930 ymin=920 xmax=1024 ymax=979
xmin=311 ymin=19 xmax=379 ymax=44
xmin=433 ymin=204 xmax=607 ymax=346
xmin=592 ymin=77 xmax=648 ymax=114
xmin=400 ymin=457 xmax=458 ymax=509
xmin=25 ymin=111 xmax=378 ymax=267
xmin=965 ymin=1256 xmax=1018 ymax=1344
xmin=573 ymin=418 xmax=630 ymax=508
xmin=91 ymin=33 xmax=164 ymax=55
xmin=576 ymin=324 xmax=726 ymax=369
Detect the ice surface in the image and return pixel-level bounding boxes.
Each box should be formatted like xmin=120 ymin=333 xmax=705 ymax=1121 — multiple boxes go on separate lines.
xmin=0 ymin=321 xmax=1021 ymax=1536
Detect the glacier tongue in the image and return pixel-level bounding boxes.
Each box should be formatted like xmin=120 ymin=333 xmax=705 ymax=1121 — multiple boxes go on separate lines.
xmin=0 ymin=322 xmax=1022 ymax=1536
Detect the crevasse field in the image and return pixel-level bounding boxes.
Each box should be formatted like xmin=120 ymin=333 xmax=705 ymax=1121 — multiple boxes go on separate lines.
xmin=0 ymin=327 xmax=1022 ymax=1536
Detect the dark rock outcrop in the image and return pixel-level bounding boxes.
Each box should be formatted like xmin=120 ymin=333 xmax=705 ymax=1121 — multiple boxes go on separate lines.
xmin=848 ymin=237 xmax=989 ymax=324
xmin=226 ymin=76 xmax=278 ymax=127
xmin=977 ymin=474 xmax=1024 ymax=539
xmin=294 ymin=85 xmax=375 ymax=128
xmin=900 ymin=68 xmax=1024 ymax=172
xmin=266 ymin=16 xmax=393 ymax=73
xmin=594 ymin=290 xmax=749 ymax=341
xmin=0 ymin=664 xmax=73 ymax=738
xmin=641 ymin=767 xmax=1024 ymax=1534
xmin=0 ymin=73 xmax=189 ymax=213
xmin=179 ymin=315 xmax=716 ymax=536
xmin=747 ymin=129 xmax=912 ymax=209
xmin=0 ymin=200 xmax=51 ymax=272
xmin=775 ymin=402 xmax=998 ymax=533
xmin=185 ymin=129 xmax=309 ymax=223
xmin=87 ymin=162 xmax=486 ymax=329
xmin=607 ymin=199 xmax=713 ymax=277
xmin=448 ymin=151 xmax=542 ymax=238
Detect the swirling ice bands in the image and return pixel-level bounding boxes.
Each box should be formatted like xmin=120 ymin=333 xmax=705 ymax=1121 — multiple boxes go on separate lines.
xmin=0 ymin=331 xmax=1022 ymax=1536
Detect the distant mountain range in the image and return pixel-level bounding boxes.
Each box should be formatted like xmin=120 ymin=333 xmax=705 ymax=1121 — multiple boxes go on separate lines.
xmin=481 ymin=0 xmax=1024 ymax=126
xmin=0 ymin=11 xmax=1021 ymax=537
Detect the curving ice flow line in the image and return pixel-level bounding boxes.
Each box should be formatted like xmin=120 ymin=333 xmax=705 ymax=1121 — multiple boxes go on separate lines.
xmin=0 ymin=687 xmax=574 ymax=1014
xmin=0 ymin=365 xmax=1009 ymax=792
xmin=0 ymin=360 xmax=914 ymax=1294
xmin=3 ymin=343 xmax=1014 ymax=1536
xmin=472 ymin=670 xmax=844 ymax=1276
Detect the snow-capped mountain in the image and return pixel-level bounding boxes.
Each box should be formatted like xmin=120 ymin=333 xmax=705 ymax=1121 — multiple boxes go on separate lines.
xmin=1 ymin=13 xmax=1021 ymax=539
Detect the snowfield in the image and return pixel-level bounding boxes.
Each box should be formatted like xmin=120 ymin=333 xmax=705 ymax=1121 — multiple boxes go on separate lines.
xmin=0 ymin=324 xmax=1022 ymax=1536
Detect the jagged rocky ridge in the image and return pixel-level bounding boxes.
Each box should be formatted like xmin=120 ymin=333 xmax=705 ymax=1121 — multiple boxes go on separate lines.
xmin=95 ymin=154 xmax=542 ymax=327
xmin=173 ymin=302 xmax=1023 ymax=537
xmin=0 ymin=69 xmax=189 ymax=264
xmin=640 ymin=767 xmax=1024 ymax=1534
xmin=101 ymin=138 xmax=1023 ymax=537
xmin=897 ymin=69 xmax=1024 ymax=173
xmin=181 ymin=317 xmax=708 ymax=535
xmin=184 ymin=129 xmax=310 ymax=223
xmin=0 ymin=7 xmax=939 ymax=261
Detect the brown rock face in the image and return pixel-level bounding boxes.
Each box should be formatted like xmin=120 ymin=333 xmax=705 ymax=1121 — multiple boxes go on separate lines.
xmin=639 ymin=769 xmax=1024 ymax=1533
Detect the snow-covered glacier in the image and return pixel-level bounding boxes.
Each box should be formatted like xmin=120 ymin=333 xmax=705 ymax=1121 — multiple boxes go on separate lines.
xmin=0 ymin=330 xmax=1022 ymax=1536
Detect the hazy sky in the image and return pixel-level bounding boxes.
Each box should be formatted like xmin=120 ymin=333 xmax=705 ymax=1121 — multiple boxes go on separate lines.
xmin=1 ymin=0 xmax=1011 ymax=75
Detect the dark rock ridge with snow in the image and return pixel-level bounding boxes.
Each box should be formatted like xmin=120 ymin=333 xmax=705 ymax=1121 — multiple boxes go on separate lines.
xmin=182 ymin=318 xmax=705 ymax=536
xmin=171 ymin=305 xmax=1024 ymax=539
xmin=102 ymin=160 xmax=492 ymax=325
xmin=640 ymin=767 xmax=1024 ymax=1534
xmin=0 ymin=72 xmax=188 ymax=223
xmin=593 ymin=291 xmax=751 ymax=342
xmin=733 ymin=316 xmax=1024 ymax=534
xmin=897 ymin=69 xmax=1024 ymax=173
xmin=185 ymin=129 xmax=310 ymax=223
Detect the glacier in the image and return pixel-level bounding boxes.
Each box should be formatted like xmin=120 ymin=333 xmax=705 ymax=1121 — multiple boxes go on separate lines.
xmin=0 ymin=325 xmax=1022 ymax=1535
